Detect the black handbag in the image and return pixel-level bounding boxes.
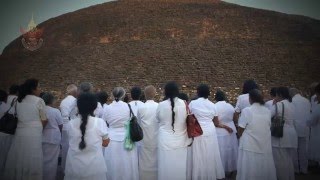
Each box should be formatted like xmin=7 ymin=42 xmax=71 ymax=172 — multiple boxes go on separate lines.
xmin=271 ymin=102 xmax=285 ymax=138
xmin=128 ymin=104 xmax=143 ymax=142
xmin=0 ymin=98 xmax=18 ymax=135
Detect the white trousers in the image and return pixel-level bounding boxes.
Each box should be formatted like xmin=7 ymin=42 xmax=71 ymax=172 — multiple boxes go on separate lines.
xmin=293 ymin=137 xmax=308 ymax=173
xmin=43 ymin=143 xmax=60 ymax=180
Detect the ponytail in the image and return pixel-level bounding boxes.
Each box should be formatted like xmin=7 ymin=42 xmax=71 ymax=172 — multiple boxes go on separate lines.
xmin=170 ymin=97 xmax=175 ymax=132
xmin=79 ymin=113 xmax=89 ymax=150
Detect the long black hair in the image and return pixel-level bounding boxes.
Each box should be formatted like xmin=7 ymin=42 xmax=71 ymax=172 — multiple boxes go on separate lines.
xmin=164 ymin=81 xmax=179 ymax=132
xmin=18 ymin=79 xmax=39 ymax=102
xmin=77 ymin=93 xmax=97 ymax=150
xmin=276 ymin=87 xmax=292 ymax=102
xmin=242 ymin=79 xmax=259 ymax=94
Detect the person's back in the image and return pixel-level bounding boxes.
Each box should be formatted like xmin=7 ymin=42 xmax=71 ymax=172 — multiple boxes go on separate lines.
xmin=157 ymin=98 xmax=189 ymax=138
xmin=66 ymin=116 xmax=108 ymax=176
xmin=215 ymin=101 xmax=237 ymax=136
xmin=104 ymin=100 xmax=129 ymax=128
xmin=138 ymin=100 xmax=158 ymax=147
xmin=292 ymin=94 xmax=311 ymax=137
xmin=240 ymin=104 xmax=272 ymax=153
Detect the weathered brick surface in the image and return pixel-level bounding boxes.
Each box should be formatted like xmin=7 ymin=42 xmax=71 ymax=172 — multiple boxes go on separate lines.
xmin=0 ymin=0 xmax=319 ymax=103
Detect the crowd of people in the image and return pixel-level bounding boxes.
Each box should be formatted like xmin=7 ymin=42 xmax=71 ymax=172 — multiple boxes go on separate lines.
xmin=0 ymin=78 xmax=319 ymax=180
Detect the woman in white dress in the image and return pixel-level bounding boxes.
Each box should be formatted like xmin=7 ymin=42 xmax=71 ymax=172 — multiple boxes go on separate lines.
xmin=237 ymin=89 xmax=277 ymax=180
xmin=271 ymin=87 xmax=298 ymax=180
xmin=4 ymin=79 xmax=48 ymax=180
xmin=188 ymin=84 xmax=225 ymax=180
xmin=307 ymin=84 xmax=320 ymax=163
xmin=103 ymin=87 xmax=139 ymax=180
xmin=65 ymin=93 xmax=109 ymax=180
xmin=157 ymin=82 xmax=192 ymax=180
xmin=0 ymin=90 xmax=11 ymax=179
xmin=41 ymin=93 xmax=63 ymax=180
xmin=214 ymin=90 xmax=238 ymax=176
xmin=234 ymin=80 xmax=259 ymax=125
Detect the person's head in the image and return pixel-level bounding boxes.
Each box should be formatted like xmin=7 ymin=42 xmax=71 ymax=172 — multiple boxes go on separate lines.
xmin=249 ymin=89 xmax=265 ymax=105
xmin=309 ymin=82 xmax=319 ymax=96
xmin=315 ymin=83 xmax=320 ymax=102
xmin=112 ymin=87 xmax=126 ymax=102
xmin=276 ymin=87 xmax=292 ymax=102
xmin=242 ymin=79 xmax=259 ymax=94
xmin=178 ymin=93 xmax=189 ymax=102
xmin=77 ymin=93 xmax=98 ymax=150
xmin=270 ymin=87 xmax=277 ymax=98
xmin=215 ymin=90 xmax=227 ymax=102
xmin=130 ymin=87 xmax=142 ymax=101
xmin=144 ymin=85 xmax=156 ymax=100
xmin=9 ymin=84 xmax=19 ymax=95
xmin=96 ymin=91 xmax=109 ymax=105
xmin=197 ymin=84 xmax=210 ymax=99
xmin=0 ymin=90 xmax=8 ymax=102
xmin=79 ymin=82 xmax=93 ymax=94
xmin=18 ymin=79 xmax=40 ymax=102
xmin=289 ymin=88 xmax=300 ymax=98
xmin=164 ymin=81 xmax=179 ymax=132
xmin=67 ymin=84 xmax=78 ymax=97
xmin=41 ymin=92 xmax=56 ymax=106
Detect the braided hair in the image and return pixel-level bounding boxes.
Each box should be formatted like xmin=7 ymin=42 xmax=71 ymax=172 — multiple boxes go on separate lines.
xmin=164 ymin=82 xmax=179 ymax=132
xmin=77 ymin=93 xmax=97 ymax=150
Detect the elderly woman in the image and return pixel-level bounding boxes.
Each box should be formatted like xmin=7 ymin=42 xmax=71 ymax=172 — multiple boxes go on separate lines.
xmin=237 ymin=89 xmax=276 ymax=180
xmin=103 ymin=87 xmax=139 ymax=180
xmin=215 ymin=90 xmax=238 ymax=176
xmin=188 ymin=84 xmax=225 ymax=180
xmin=271 ymin=87 xmax=298 ymax=180
xmin=156 ymin=82 xmax=192 ymax=180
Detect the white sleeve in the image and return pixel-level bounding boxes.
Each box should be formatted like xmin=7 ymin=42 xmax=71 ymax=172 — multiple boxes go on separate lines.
xmin=238 ymin=109 xmax=249 ymax=128
xmin=37 ymin=99 xmax=47 ymax=121
xmin=55 ymin=109 xmax=63 ymax=125
xmin=235 ymin=96 xmax=241 ymax=113
xmin=97 ymin=118 xmax=109 ymax=139
xmin=307 ymin=108 xmax=320 ymax=127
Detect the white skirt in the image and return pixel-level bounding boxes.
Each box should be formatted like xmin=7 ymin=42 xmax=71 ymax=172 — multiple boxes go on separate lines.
xmin=4 ymin=128 xmax=43 ymax=180
xmin=64 ymin=173 xmax=107 ymax=180
xmin=158 ymin=146 xmax=188 ymax=180
xmin=191 ymin=135 xmax=225 ymax=180
xmin=308 ymin=125 xmax=320 ymax=162
xmin=272 ymin=147 xmax=295 ymax=180
xmin=236 ymin=149 xmax=277 ymax=180
xmin=217 ymin=133 xmax=238 ymax=172
xmin=139 ymin=146 xmax=157 ymax=180
xmin=104 ymin=140 xmax=139 ymax=180
xmin=0 ymin=133 xmax=13 ymax=179
xmin=43 ymin=143 xmax=60 ymax=180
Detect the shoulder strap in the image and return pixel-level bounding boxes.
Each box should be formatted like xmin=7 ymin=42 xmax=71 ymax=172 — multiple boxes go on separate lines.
xmin=275 ymin=102 xmax=278 ymax=115
xmin=128 ymin=104 xmax=135 ymax=117
xmin=281 ymin=102 xmax=285 ymax=122
xmin=184 ymin=101 xmax=191 ymax=115
xmin=4 ymin=98 xmax=17 ymax=115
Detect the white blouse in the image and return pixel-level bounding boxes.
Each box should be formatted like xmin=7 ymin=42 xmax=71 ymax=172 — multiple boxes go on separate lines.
xmin=66 ymin=116 xmax=108 ymax=177
xmin=157 ymin=98 xmax=191 ymax=150
xmin=189 ymin=97 xmax=217 ymax=136
xmin=215 ymin=101 xmax=237 ymax=136
xmin=271 ymin=100 xmax=298 ymax=148
xmin=16 ymin=95 xmax=46 ymax=129
xmin=42 ymin=106 xmax=63 ymax=144
xmin=129 ymin=100 xmax=145 ymax=117
xmin=103 ymin=100 xmax=130 ymax=141
xmin=137 ymin=100 xmax=159 ymax=148
xmin=291 ymin=94 xmax=311 ymax=137
xmin=235 ymin=94 xmax=250 ymax=113
xmin=239 ymin=103 xmax=272 ymax=154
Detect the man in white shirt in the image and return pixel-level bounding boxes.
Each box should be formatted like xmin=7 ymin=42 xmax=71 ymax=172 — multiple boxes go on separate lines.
xmin=136 ymin=86 xmax=159 ymax=180
xmin=290 ymin=88 xmax=311 ymax=174
xmin=59 ymin=84 xmax=78 ymax=171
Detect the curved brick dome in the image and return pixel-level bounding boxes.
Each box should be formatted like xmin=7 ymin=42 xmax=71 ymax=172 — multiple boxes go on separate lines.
xmin=1 ymin=0 xmax=320 ymax=102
